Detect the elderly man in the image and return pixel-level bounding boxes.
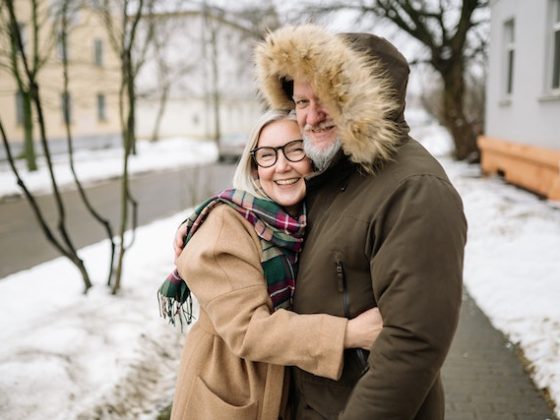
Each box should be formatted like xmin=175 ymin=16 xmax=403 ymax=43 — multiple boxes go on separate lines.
xmin=254 ymin=24 xmax=467 ymax=419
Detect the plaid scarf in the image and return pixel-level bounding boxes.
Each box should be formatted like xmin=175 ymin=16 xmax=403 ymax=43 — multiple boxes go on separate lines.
xmin=158 ymin=188 xmax=306 ymax=329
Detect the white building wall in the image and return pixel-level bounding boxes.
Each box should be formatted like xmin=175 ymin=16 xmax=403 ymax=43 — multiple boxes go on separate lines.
xmin=136 ymin=97 xmax=262 ymax=140
xmin=135 ymin=12 xmax=263 ymax=142
xmin=486 ymin=0 xmax=560 ymax=149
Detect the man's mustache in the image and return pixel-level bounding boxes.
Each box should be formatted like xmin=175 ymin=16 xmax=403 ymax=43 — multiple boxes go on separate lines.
xmin=303 ymin=120 xmax=335 ymax=132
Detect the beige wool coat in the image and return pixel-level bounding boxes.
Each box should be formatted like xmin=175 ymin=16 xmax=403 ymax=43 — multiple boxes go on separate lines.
xmin=171 ymin=205 xmax=349 ymax=420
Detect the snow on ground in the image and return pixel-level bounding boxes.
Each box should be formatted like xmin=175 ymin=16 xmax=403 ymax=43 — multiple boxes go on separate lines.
xmin=444 ymin=158 xmax=560 ymax=411
xmin=419 ymin=122 xmax=560 ymax=416
xmin=0 ymin=214 xmax=190 ymax=419
xmin=0 ymin=123 xmax=559 ymax=418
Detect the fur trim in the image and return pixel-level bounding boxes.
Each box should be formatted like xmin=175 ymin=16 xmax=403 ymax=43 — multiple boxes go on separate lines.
xmin=255 ymin=25 xmax=402 ymax=171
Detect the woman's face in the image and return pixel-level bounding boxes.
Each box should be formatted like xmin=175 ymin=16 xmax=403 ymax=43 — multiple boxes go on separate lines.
xmin=255 ymin=119 xmax=312 ymax=212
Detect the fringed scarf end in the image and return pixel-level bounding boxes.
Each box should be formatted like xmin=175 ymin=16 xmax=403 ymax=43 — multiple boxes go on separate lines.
xmin=157 ymin=290 xmax=195 ymax=333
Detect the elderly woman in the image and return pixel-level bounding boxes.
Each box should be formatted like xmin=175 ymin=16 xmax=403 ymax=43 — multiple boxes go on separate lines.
xmin=160 ymin=109 xmax=382 ymax=420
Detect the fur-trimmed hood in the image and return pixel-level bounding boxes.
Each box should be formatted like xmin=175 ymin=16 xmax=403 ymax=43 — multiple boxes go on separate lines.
xmin=255 ymin=25 xmax=410 ymax=171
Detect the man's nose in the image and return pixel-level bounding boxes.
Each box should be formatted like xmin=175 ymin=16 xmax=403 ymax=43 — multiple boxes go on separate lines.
xmin=307 ymin=102 xmax=326 ymax=125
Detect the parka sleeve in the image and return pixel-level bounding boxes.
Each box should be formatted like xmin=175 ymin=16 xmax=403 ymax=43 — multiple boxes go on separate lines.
xmin=176 ymin=205 xmax=348 ymax=380
xmin=340 ymin=175 xmax=467 ymax=419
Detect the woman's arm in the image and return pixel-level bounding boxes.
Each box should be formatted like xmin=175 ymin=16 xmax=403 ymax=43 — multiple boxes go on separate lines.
xmin=176 ymin=205 xmax=382 ymax=381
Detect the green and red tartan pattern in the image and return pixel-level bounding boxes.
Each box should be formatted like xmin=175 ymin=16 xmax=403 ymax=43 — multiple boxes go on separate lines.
xmin=158 ymin=188 xmax=306 ymax=329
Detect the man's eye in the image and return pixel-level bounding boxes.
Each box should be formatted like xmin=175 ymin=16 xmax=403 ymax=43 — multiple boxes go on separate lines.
xmin=294 ymin=99 xmax=309 ymax=108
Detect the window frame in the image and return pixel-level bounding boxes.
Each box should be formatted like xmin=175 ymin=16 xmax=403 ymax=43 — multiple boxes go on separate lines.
xmin=94 ymin=38 xmax=103 ymax=67
xmin=502 ymin=18 xmax=516 ymax=99
xmin=551 ymin=0 xmax=560 ymax=93
xmin=97 ymin=93 xmax=107 ymax=122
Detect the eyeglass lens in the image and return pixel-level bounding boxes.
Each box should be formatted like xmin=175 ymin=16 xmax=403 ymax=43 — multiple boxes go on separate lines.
xmin=253 ymin=140 xmax=305 ymax=167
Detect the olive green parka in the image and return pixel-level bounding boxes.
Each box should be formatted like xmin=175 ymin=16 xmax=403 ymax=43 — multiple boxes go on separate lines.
xmin=256 ymin=25 xmax=467 ymax=419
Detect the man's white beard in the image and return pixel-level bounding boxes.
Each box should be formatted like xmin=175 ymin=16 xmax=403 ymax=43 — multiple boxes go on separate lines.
xmin=303 ymin=135 xmax=342 ymax=171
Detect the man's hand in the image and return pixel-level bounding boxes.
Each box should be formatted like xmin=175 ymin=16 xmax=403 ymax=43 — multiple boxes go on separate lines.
xmin=344 ymin=307 xmax=383 ymax=350
xmin=173 ymin=222 xmax=188 ymax=263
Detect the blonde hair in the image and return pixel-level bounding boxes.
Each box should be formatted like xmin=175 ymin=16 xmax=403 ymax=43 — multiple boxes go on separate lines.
xmin=232 ymin=109 xmax=298 ymax=199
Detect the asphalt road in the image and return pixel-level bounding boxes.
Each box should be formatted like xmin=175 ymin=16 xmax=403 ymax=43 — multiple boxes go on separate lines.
xmin=0 ymin=163 xmax=236 ymax=279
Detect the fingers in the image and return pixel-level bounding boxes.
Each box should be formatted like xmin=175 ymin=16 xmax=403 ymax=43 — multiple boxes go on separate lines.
xmin=174 ymin=235 xmax=183 ymax=257
xmin=173 ymin=223 xmax=188 ymax=261
xmin=344 ymin=306 xmax=384 ymax=349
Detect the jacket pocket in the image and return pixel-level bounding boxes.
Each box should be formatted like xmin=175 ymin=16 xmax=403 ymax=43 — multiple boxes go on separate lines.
xmin=185 ymin=376 xmax=259 ymax=420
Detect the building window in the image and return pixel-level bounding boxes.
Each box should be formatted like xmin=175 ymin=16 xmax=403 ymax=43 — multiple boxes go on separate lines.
xmin=552 ymin=0 xmax=560 ymax=91
xmin=97 ymin=94 xmax=106 ymax=121
xmin=503 ymin=19 xmax=515 ymax=97
xmin=61 ymin=93 xmax=72 ymax=124
xmin=15 ymin=90 xmax=24 ymax=126
xmin=94 ymin=39 xmax=103 ymax=66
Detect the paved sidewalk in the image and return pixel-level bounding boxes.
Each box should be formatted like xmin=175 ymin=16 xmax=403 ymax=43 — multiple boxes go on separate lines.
xmin=443 ymin=290 xmax=557 ymax=420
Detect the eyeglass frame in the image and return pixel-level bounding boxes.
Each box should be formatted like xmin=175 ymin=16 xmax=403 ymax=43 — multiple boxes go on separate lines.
xmin=250 ymin=139 xmax=306 ymax=168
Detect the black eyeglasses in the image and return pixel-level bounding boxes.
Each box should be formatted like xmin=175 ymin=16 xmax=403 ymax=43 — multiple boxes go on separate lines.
xmin=250 ymin=139 xmax=306 ymax=168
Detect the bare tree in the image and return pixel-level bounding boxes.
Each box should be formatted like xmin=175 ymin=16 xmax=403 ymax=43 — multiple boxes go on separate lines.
xmin=0 ymin=0 xmax=56 ymax=171
xmin=148 ymin=42 xmax=172 ymax=142
xmin=56 ymin=0 xmax=117 ymax=287
xmin=201 ymin=2 xmax=280 ymax=146
xmin=1 ymin=0 xmax=92 ymax=291
xmin=98 ymin=0 xmax=153 ymax=293
xmin=136 ymin=1 xmax=277 ymax=146
xmin=204 ymin=3 xmax=222 ymax=146
xmin=138 ymin=10 xmax=196 ymax=143
xmin=285 ymin=0 xmax=489 ymax=161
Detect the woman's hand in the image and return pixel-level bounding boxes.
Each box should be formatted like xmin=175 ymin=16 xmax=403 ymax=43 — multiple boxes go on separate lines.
xmin=173 ymin=223 xmax=188 ymax=263
xmin=344 ymin=307 xmax=383 ymax=350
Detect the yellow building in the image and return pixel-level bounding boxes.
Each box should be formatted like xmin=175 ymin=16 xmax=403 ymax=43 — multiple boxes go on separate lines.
xmin=0 ymin=1 xmax=121 ymax=157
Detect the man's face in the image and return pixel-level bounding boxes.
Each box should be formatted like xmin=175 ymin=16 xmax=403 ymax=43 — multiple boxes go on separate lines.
xmin=292 ymin=80 xmax=337 ymax=151
xmin=293 ymin=80 xmax=341 ymax=170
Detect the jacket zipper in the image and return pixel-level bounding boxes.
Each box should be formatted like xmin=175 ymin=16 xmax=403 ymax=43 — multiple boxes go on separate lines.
xmin=336 ymin=255 xmax=370 ymax=376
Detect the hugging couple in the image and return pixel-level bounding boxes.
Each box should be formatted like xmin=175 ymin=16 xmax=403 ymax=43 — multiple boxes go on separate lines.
xmin=158 ymin=24 xmax=467 ymax=420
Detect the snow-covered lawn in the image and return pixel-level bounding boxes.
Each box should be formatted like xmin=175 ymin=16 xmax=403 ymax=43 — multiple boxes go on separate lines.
xmin=0 ymin=216 xmax=186 ymax=419
xmin=0 ymin=127 xmax=559 ymax=418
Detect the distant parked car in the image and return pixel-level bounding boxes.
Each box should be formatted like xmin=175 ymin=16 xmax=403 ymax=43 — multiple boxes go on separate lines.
xmin=218 ymin=133 xmax=248 ymax=163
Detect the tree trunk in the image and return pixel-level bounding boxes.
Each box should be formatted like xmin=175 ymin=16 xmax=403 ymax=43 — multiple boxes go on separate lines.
xmin=150 ymin=82 xmax=170 ymax=142
xmin=112 ymin=50 xmax=138 ymax=294
xmin=210 ymin=24 xmax=221 ymax=146
xmin=22 ymin=90 xmax=37 ymax=171
xmin=440 ymin=61 xmax=479 ymax=161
